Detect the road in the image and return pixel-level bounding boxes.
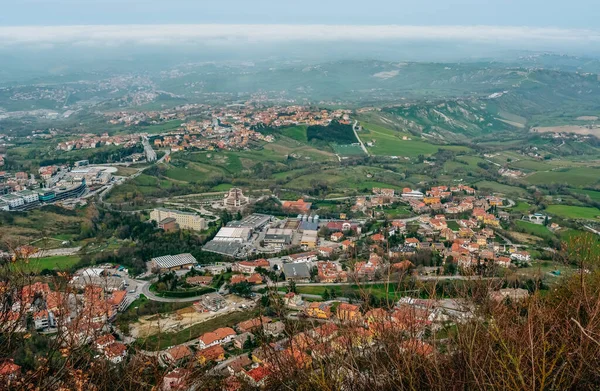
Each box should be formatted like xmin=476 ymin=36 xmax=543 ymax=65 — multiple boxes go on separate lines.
xmin=140 ymin=280 xmax=214 ymax=303
xmin=352 ymin=120 xmax=370 ymax=157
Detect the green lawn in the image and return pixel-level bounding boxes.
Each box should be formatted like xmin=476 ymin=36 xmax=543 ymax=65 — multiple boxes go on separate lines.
xmin=511 ymin=201 xmax=532 ymax=213
xmin=164 ymin=166 xmax=210 ymax=182
xmin=136 ymin=310 xmax=259 ymax=351
xmin=546 ymin=205 xmax=600 ymax=220
xmin=290 ymin=283 xmax=408 ymax=301
xmin=384 ymin=206 xmax=413 ymax=218
xmin=515 ymin=220 xmax=553 ymax=239
xmin=19 ymin=255 xmax=81 ymax=273
xmin=509 ymin=159 xmax=554 ymax=171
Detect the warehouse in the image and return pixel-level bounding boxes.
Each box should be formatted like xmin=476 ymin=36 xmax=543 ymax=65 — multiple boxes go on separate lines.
xmin=264 ymin=228 xmax=293 ymax=247
xmin=227 ymin=213 xmax=272 ymax=230
xmin=213 ymin=227 xmax=252 ymax=243
xmin=301 ymin=230 xmax=319 ymax=249
xmin=150 ymin=253 xmax=198 ymax=272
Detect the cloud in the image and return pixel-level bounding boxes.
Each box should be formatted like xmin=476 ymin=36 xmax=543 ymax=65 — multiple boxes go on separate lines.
xmin=1 ymin=24 xmax=599 ymax=48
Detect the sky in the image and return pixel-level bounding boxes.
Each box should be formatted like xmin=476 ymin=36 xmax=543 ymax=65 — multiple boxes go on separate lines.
xmin=1 ymin=0 xmax=598 ymax=28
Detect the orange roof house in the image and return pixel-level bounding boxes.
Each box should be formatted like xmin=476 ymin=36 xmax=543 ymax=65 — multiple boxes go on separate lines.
xmin=281 ymin=199 xmax=312 ymax=213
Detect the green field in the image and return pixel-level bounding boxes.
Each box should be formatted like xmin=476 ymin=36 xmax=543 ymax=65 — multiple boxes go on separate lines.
xmin=358 ymin=123 xmax=439 ymax=157
xmin=526 ymin=167 xmax=600 ymax=188
xmin=570 ymin=188 xmax=600 ymax=202
xmin=332 ymin=144 xmax=366 ymax=156
xmin=280 ymin=125 xmax=308 ymax=142
xmin=289 ymin=283 xmax=407 ymax=301
xmin=510 ymin=201 xmax=532 ymax=213
xmin=20 ymin=255 xmax=81 ymax=273
xmin=474 ymin=181 xmax=528 ymax=196
xmin=545 ymin=205 xmax=600 ymax=220
xmin=515 ymin=220 xmax=553 ymax=239
xmin=446 ymin=220 xmax=461 ymax=230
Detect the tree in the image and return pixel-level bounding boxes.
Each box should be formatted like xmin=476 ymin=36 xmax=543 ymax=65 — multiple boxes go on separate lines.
xmin=243 ymin=335 xmax=254 ymax=350
xmin=323 ymin=289 xmax=330 ymax=300
xmin=287 ymin=280 xmax=297 ymax=294
xmin=229 ymin=282 xmax=253 ymax=298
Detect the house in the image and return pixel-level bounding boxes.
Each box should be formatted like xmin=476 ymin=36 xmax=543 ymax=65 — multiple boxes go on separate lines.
xmin=316 ymin=261 xmax=347 ymax=283
xmin=283 ymin=292 xmax=304 ymax=307
xmin=511 ymin=251 xmax=531 ymax=262
xmin=354 ymin=254 xmax=381 ymax=280
xmin=0 ymin=360 xmax=21 ymax=380
xmin=405 ymin=238 xmax=420 ymax=248
xmin=233 ymin=259 xmax=270 ymax=274
xmin=237 ymin=316 xmax=272 ymax=333
xmin=264 ymin=321 xmax=285 ymax=337
xmin=95 ymin=334 xmax=116 ymax=350
xmin=230 ymin=273 xmax=263 ymax=285
xmin=164 ymin=345 xmax=192 ymax=364
xmin=243 ymin=366 xmax=271 ymax=387
xmin=197 ymin=327 xmax=236 ymax=349
xmin=392 ymin=260 xmax=414 ymax=272
xmin=318 ymin=246 xmax=334 ymax=258
xmin=289 ymin=251 xmax=318 ymax=263
xmin=104 ymin=342 xmax=127 ymax=364
xmin=161 ymin=368 xmax=190 ymax=391
xmin=196 ymin=344 xmax=226 ymax=364
xmin=305 ymin=302 xmax=332 ymax=319
xmin=341 ymin=240 xmax=355 ymax=251
xmin=496 ymin=257 xmax=512 ymax=268
xmin=337 ymin=303 xmax=361 ymax=322
xmin=330 ymin=232 xmax=344 ymax=242
xmin=233 ymin=332 xmax=255 ymax=350
xmin=371 ymin=233 xmax=385 ymax=242
xmin=281 ymin=199 xmax=312 ymax=213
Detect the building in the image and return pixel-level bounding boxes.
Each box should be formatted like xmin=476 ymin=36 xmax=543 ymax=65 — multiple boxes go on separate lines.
xmin=158 ymin=217 xmax=178 ymax=232
xmin=104 ymin=342 xmax=127 ymax=364
xmin=227 ymin=213 xmax=272 ymax=230
xmin=283 ymin=263 xmax=311 ymax=282
xmin=263 ymin=228 xmax=293 ymax=247
xmin=197 ymin=327 xmax=236 ymax=349
xmin=233 ymin=259 xmax=270 ymax=274
xmin=196 ymin=344 xmax=226 ymax=364
xmin=212 ymin=227 xmax=252 ymax=243
xmin=201 ymin=293 xmax=226 ymax=311
xmin=289 ymin=251 xmax=318 ymax=263
xmin=164 ymin=345 xmax=192 ymax=365
xmin=0 ymin=194 xmax=24 ymax=209
xmin=237 ymin=316 xmax=272 ymax=333
xmin=150 ymin=208 xmax=207 ymax=231
xmin=223 ymin=188 xmax=249 ymax=210
xmin=281 ymin=199 xmax=312 ymax=213
xmin=305 ymin=302 xmax=332 ymax=319
xmin=150 ymin=253 xmax=198 ymax=272
xmin=161 ymin=368 xmax=190 ymax=391
xmin=300 ymin=230 xmax=318 ymax=248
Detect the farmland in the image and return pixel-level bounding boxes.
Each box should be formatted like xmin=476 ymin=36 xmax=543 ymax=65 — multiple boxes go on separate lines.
xmin=545 ymin=205 xmax=600 ymax=220
xmin=358 ymin=122 xmax=439 ymax=157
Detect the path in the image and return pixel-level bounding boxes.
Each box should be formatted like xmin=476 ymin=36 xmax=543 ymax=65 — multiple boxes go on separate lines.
xmin=352 ymin=120 xmax=370 ymax=157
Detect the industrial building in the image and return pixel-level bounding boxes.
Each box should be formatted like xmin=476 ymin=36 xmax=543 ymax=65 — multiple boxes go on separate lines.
xmin=226 ymin=213 xmax=272 ymax=230
xmin=150 ymin=253 xmax=198 ymax=272
xmin=283 ymin=263 xmax=311 ymax=282
xmin=213 ymin=227 xmax=252 ymax=243
xmin=264 ymin=228 xmax=293 ymax=247
xmin=300 ymin=230 xmax=319 ymax=249
xmin=150 ymin=208 xmax=207 ymax=231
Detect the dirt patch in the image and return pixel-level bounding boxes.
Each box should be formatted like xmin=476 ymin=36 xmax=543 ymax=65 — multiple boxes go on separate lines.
xmin=507 ymin=231 xmax=543 ymax=245
xmin=129 ymin=295 xmax=254 ymax=338
xmin=531 ymin=125 xmax=600 ymax=136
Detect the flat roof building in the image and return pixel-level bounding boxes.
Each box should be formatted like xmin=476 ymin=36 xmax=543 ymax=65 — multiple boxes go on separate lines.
xmin=264 ymin=228 xmax=293 ymax=246
xmin=150 ymin=208 xmax=207 ymax=231
xmin=150 ymin=253 xmax=198 ymax=272
xmin=283 ymin=263 xmax=311 ymax=282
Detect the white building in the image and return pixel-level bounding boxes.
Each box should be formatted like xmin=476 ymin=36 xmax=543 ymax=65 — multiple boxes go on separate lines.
xmin=0 ymin=194 xmax=25 ymax=208
xmin=18 ymin=190 xmax=39 ymax=204
xmin=150 ymin=208 xmax=207 ymax=231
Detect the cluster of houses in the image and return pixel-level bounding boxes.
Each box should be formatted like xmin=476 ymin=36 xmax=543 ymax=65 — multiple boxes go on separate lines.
xmin=56 ymin=133 xmax=143 ymax=151
xmin=0 ymin=271 xmax=134 ymax=365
